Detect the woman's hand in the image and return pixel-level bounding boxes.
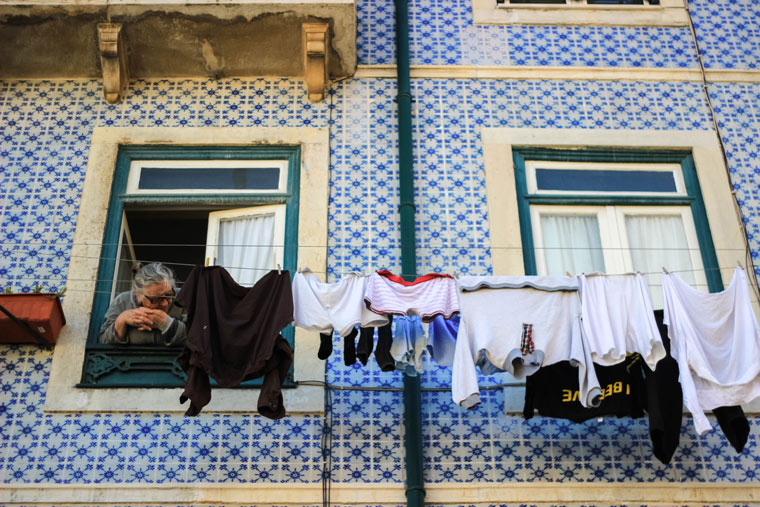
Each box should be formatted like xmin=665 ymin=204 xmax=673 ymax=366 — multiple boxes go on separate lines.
xmin=114 ymin=308 xmax=169 ymax=339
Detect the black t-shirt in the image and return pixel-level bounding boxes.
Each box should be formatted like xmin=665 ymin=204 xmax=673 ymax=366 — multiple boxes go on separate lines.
xmin=524 ymin=353 xmax=646 ymax=423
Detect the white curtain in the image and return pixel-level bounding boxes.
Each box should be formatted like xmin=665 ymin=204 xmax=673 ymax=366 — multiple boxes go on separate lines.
xmin=217 ymin=213 xmax=275 ymax=286
xmin=626 ymin=214 xmax=696 ymax=308
xmin=540 ymin=214 xmax=606 ymax=276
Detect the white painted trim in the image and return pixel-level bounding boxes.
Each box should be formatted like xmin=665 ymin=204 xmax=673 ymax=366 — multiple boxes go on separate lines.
xmin=481 ymin=128 xmax=747 ymax=282
xmin=472 ymin=0 xmax=689 ymax=27
xmin=3 ymin=482 xmax=760 ymax=505
xmin=44 ymin=127 xmax=329 ymax=414
xmin=355 ymin=65 xmax=760 ymax=83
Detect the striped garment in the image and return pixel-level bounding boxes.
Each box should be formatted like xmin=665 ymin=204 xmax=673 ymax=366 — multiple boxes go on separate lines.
xmin=364 ymin=270 xmax=459 ymax=322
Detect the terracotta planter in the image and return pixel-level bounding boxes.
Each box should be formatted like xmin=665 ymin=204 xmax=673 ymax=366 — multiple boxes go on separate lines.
xmin=0 ymin=294 xmax=66 ymax=345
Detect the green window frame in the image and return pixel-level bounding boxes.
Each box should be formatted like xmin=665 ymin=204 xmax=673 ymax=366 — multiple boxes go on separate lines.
xmin=512 ymin=147 xmax=723 ymax=292
xmin=80 ymin=145 xmax=301 ymax=388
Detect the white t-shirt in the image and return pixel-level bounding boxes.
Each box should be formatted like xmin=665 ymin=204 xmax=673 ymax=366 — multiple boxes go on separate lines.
xmin=292 ymin=269 xmax=388 ymax=337
xmin=579 ymin=273 xmax=665 ymax=370
xmin=452 ymin=276 xmax=601 ymax=410
xmin=663 ymin=267 xmax=760 ymax=434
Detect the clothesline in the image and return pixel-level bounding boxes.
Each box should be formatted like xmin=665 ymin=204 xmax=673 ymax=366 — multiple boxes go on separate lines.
xmin=3 ymin=264 xmax=750 ymax=284
xmin=2 ymin=240 xmax=753 ymax=251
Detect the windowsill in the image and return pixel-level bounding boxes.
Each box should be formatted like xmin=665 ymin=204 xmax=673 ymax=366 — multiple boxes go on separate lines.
xmin=472 ymin=0 xmax=689 ymax=26
xmin=44 ymin=126 xmax=330 ymax=414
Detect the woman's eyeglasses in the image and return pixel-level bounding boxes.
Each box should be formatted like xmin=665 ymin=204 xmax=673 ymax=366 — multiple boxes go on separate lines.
xmin=142 ymin=292 xmax=176 ymax=305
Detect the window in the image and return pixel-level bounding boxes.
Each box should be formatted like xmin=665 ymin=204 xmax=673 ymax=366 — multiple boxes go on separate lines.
xmin=472 ymin=0 xmax=688 ymax=27
xmin=503 ymin=0 xmax=660 ymax=4
xmin=45 ymin=127 xmax=328 ymax=413
xmin=514 ymin=148 xmax=721 ymax=308
xmin=81 ymin=146 xmax=301 ymax=388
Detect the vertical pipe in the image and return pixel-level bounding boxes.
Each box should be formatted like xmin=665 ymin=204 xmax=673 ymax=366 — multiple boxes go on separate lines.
xmin=394 ymin=1 xmax=425 ymax=507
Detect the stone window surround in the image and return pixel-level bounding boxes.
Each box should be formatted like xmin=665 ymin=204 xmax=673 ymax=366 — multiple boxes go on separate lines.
xmin=44 ymin=126 xmax=329 ymax=414
xmin=481 ymin=126 xmax=760 ymax=414
xmin=472 ymin=0 xmax=689 ymax=27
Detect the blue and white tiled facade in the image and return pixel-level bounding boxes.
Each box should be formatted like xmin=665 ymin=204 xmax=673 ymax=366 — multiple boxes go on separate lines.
xmin=2 ymin=0 xmax=760 ymax=501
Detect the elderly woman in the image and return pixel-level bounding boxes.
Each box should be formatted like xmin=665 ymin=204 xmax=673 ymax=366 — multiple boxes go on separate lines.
xmin=99 ymin=263 xmax=187 ymax=346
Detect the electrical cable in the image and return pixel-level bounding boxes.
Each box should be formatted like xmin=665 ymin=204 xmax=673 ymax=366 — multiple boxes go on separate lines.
xmin=683 ymin=0 xmax=760 ymax=304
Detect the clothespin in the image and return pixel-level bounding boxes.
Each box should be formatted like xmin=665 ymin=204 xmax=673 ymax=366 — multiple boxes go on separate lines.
xmin=277 ymin=264 xmax=282 ymax=275
xmin=565 ymin=271 xmax=572 ymax=277
xmin=737 ymin=260 xmax=744 ymax=270
xmin=662 ymin=267 xmax=670 ymax=274
xmin=205 ymin=257 xmax=210 ymax=267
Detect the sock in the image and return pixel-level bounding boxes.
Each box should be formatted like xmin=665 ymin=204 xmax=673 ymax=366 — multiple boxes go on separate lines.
xmin=357 ymin=327 xmax=375 ymax=366
xmin=344 ymin=327 xmax=358 ymax=366
xmin=374 ymin=316 xmax=396 ymax=372
xmin=318 ymin=331 xmax=333 ymax=360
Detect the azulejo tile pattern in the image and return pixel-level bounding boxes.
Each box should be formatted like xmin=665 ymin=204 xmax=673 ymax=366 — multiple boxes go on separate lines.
xmin=0 ymin=75 xmax=759 ymax=488
xmin=356 ymin=0 xmax=705 ymax=68
xmin=356 ymin=0 xmax=760 ymax=71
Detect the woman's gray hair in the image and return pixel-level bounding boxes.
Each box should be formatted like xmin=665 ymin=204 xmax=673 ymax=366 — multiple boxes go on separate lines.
xmin=133 ymin=263 xmax=176 ymax=295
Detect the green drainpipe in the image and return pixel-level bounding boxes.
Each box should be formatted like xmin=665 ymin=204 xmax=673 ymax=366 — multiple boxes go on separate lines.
xmin=394 ymin=1 xmax=425 ymax=507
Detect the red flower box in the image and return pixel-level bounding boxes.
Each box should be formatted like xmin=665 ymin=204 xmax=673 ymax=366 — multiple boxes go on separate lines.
xmin=0 ymin=294 xmax=66 ymax=345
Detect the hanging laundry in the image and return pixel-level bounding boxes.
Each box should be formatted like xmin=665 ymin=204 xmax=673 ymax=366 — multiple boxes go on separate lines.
xmin=452 ymin=276 xmax=601 ymax=410
xmin=390 ymin=315 xmax=427 ymax=375
xmin=317 ymin=320 xmax=395 ymax=370
xmin=647 ymin=310 xmax=683 ymax=465
xmin=523 ymin=309 xmax=683 ymax=466
xmin=372 ymin=317 xmax=396 ymax=372
xmin=652 ymin=309 xmax=749 ymax=458
xmin=176 ymin=266 xmax=294 ymax=419
xmin=427 ymin=314 xmax=459 ymax=368
xmin=523 ymin=353 xmax=647 ymax=423
xmin=364 ymin=270 xmax=459 ymax=322
xmin=578 ymin=273 xmax=665 ymax=370
xmin=293 ymin=268 xmax=389 ymax=338
xmin=663 ymin=267 xmax=760 ymax=434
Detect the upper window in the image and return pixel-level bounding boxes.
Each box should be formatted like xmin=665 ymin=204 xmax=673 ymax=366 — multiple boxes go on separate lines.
xmin=503 ymin=0 xmax=660 ymax=4
xmin=82 ymin=145 xmax=301 ymax=388
xmin=472 ymin=0 xmax=688 ymax=27
xmin=514 ymin=148 xmax=721 ymax=308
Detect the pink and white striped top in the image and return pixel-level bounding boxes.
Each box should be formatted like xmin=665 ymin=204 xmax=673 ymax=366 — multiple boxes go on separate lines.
xmin=364 ymin=270 xmax=459 ymax=322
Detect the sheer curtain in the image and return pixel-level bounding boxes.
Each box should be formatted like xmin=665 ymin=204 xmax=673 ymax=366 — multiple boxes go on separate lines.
xmin=540 ymin=214 xmax=606 ymax=276
xmin=217 ymin=213 xmax=275 ymax=286
xmin=626 ymin=214 xmax=696 ymax=308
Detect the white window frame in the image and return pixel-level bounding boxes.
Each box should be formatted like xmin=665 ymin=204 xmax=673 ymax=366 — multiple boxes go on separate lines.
xmin=205 ymin=204 xmax=287 ymax=273
xmin=472 ymin=0 xmax=689 ymax=27
xmin=531 ymin=204 xmax=708 ymax=289
xmin=126 ymin=159 xmax=288 ymax=194
xmin=526 ymin=160 xmax=686 ymax=196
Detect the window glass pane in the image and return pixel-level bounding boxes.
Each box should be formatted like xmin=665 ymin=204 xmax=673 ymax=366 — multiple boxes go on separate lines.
xmin=540 ymin=214 xmax=606 ymax=276
xmin=626 ymin=214 xmax=695 ymax=308
xmin=138 ymin=167 xmax=280 ymax=190
xmin=587 ymin=0 xmax=645 ymax=4
xmin=217 ymin=213 xmax=275 ymax=286
xmin=535 ymin=168 xmax=677 ymax=193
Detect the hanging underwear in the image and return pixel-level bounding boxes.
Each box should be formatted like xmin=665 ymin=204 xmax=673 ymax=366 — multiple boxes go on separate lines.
xmin=364 ymin=270 xmax=459 ymax=322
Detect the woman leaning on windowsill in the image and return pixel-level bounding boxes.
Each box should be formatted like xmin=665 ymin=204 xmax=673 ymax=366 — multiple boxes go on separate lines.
xmin=99 ymin=263 xmax=187 ymax=346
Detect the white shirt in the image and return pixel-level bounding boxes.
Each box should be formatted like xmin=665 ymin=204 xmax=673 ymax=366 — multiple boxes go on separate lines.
xmin=663 ymin=267 xmax=760 ymax=434
xmin=292 ymin=269 xmax=388 ymax=337
xmin=579 ymin=273 xmax=665 ymax=370
xmin=452 ymin=276 xmax=601 ymax=410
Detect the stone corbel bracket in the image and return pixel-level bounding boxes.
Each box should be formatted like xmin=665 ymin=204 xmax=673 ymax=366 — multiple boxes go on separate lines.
xmin=302 ymin=23 xmax=329 ymax=103
xmin=97 ymin=23 xmax=129 ymax=104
